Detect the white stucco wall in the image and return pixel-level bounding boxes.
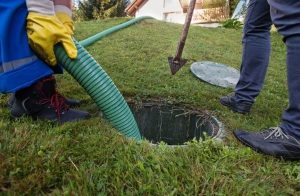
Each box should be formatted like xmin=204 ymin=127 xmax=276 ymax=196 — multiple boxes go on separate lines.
xmin=164 ymin=13 xmax=186 ymax=24
xmin=135 ymin=0 xmax=165 ymax=20
xmin=134 ymin=0 xmax=229 ymax=24
xmin=135 ymin=0 xmax=184 ymax=22
xmin=164 ymin=0 xmax=182 ymax=12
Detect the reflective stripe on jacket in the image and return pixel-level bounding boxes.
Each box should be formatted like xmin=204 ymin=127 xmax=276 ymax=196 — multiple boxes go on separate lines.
xmin=0 ymin=0 xmax=53 ymax=93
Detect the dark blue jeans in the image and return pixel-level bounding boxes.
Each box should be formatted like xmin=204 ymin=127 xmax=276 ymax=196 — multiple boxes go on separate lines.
xmin=234 ymin=0 xmax=300 ymax=137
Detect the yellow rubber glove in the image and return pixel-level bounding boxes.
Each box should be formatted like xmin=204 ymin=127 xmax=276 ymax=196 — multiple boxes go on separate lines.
xmin=56 ymin=12 xmax=75 ymax=35
xmin=26 ymin=12 xmax=77 ymax=66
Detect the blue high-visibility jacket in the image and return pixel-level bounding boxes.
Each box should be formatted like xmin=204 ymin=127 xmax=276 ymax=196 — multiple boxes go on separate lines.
xmin=0 ymin=0 xmax=54 ymax=93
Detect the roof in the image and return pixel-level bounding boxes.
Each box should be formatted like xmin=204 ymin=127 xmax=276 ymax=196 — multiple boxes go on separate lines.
xmin=125 ymin=0 xmax=148 ymax=16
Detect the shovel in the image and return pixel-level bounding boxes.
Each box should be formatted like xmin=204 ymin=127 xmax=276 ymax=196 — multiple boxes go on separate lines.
xmin=169 ymin=0 xmax=197 ymax=75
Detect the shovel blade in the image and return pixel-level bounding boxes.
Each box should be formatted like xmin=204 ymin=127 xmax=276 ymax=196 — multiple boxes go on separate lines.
xmin=168 ymin=57 xmax=187 ymax=75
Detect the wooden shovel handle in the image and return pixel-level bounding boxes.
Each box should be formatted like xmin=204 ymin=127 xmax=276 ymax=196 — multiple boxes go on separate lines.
xmin=174 ymin=0 xmax=197 ymax=60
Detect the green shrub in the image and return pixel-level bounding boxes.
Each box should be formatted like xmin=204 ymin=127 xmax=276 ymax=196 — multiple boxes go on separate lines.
xmin=222 ymin=18 xmax=243 ymax=29
xmin=73 ymin=0 xmax=130 ymax=21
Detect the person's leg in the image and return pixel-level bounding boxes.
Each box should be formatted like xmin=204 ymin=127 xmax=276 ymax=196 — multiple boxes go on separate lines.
xmin=279 ymin=37 xmax=300 ymax=138
xmin=270 ymin=0 xmax=300 ymax=139
xmin=220 ymin=0 xmax=272 ymax=113
xmin=234 ymin=0 xmax=300 ymax=160
xmin=235 ymin=0 xmax=272 ymax=103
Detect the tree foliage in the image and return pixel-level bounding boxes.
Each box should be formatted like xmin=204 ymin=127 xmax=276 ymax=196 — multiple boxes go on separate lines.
xmin=229 ymin=0 xmax=240 ymax=15
xmin=76 ymin=0 xmax=130 ymax=20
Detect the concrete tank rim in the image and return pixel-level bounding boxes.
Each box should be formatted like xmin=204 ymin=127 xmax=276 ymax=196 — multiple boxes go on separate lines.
xmin=127 ymin=99 xmax=226 ymax=147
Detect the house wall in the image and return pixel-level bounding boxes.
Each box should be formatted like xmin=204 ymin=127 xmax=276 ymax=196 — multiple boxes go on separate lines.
xmin=135 ymin=0 xmax=184 ymax=23
xmin=164 ymin=0 xmax=183 ymax=12
xmin=135 ymin=0 xmax=165 ymax=20
xmin=163 ymin=0 xmax=186 ymax=24
xmin=134 ymin=0 xmax=229 ymax=24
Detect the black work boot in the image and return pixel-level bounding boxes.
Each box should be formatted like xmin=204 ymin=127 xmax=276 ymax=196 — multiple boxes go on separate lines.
xmin=10 ymin=76 xmax=90 ymax=124
xmin=220 ymin=93 xmax=252 ymax=114
xmin=234 ymin=127 xmax=300 ymax=160
xmin=8 ymin=93 xmax=81 ymax=108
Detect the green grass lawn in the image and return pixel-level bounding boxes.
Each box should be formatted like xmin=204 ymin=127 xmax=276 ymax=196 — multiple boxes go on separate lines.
xmin=1 ymin=18 xmax=300 ymax=195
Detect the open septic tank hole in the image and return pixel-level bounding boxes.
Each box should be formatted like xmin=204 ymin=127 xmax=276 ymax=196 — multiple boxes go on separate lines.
xmin=128 ymin=101 xmax=224 ymax=145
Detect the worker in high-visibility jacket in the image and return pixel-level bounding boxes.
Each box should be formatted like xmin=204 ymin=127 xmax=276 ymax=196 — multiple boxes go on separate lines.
xmin=0 ymin=0 xmax=90 ymax=123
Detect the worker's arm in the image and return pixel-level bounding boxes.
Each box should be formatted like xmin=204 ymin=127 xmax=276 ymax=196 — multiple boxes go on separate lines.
xmin=54 ymin=0 xmax=75 ymax=35
xmin=54 ymin=0 xmax=72 ymax=8
xmin=26 ymin=0 xmax=77 ymax=66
